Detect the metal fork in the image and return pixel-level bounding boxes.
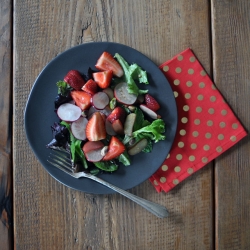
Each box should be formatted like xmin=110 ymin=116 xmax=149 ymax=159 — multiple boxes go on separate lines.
xmin=47 ymin=150 xmax=169 ymax=218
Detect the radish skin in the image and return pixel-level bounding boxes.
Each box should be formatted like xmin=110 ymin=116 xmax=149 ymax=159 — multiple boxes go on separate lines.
xmin=92 ymin=92 xmax=109 ymax=110
xmin=139 ymin=104 xmax=158 ymax=119
xmin=114 ymin=82 xmax=137 ymax=105
xmin=71 ymin=117 xmax=88 ymax=140
xmin=57 ymin=103 xmax=82 ymax=122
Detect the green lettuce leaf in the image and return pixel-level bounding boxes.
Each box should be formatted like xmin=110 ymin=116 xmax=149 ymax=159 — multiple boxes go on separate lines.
xmin=109 ymin=97 xmax=117 ymax=109
xmin=142 ymin=139 xmax=153 ymax=153
xmin=60 ymin=121 xmax=88 ymax=169
xmin=114 ymin=53 xmax=148 ymax=96
xmin=129 ymin=63 xmax=149 ymax=84
xmin=74 ymin=140 xmax=88 ymax=169
xmin=133 ymin=108 xmax=144 ymax=131
xmin=118 ymin=151 xmax=131 ymax=166
xmin=93 ymin=161 xmax=118 ymax=172
xmin=56 ymin=81 xmax=71 ymax=96
xmin=132 ymin=119 xmax=166 ymax=143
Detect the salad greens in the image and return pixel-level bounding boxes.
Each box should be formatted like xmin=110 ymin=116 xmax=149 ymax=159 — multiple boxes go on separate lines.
xmin=47 ymin=52 xmax=166 ymax=174
xmin=60 ymin=121 xmax=88 ymax=169
xmin=114 ymin=53 xmax=148 ymax=95
xmin=118 ymin=151 xmax=131 ymax=166
xmin=132 ymin=119 xmax=166 ymax=143
xmin=56 ymin=80 xmax=72 ymax=96
xmin=93 ymin=161 xmax=118 ymax=172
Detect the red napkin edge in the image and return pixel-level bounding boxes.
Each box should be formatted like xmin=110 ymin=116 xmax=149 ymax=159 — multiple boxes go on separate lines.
xmin=150 ymin=48 xmax=248 ymax=193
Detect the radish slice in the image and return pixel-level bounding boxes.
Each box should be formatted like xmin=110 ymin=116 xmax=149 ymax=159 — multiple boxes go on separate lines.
xmin=88 ymin=106 xmax=98 ymax=119
xmin=71 ymin=117 xmax=88 ymax=140
xmin=83 ymin=141 xmax=104 ymax=154
xmin=92 ymin=92 xmax=109 ymax=109
xmin=57 ymin=103 xmax=81 ymax=122
xmin=114 ymin=82 xmax=137 ymax=105
xmin=105 ymin=120 xmax=117 ymax=136
xmin=88 ymin=105 xmax=112 ymax=120
xmin=85 ymin=148 xmax=104 ymax=162
xmin=103 ymin=88 xmax=114 ymax=100
xmin=100 ymin=106 xmax=112 ymax=117
xmin=139 ymin=104 xmax=158 ymax=119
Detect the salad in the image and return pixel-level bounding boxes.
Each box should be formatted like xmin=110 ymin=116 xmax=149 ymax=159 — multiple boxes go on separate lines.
xmin=46 ymin=52 xmax=166 ymax=175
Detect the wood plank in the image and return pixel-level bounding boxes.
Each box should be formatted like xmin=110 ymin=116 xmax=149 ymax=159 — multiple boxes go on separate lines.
xmin=14 ymin=0 xmax=213 ymax=249
xmin=0 ymin=0 xmax=13 ymax=249
xmin=211 ymin=0 xmax=250 ymax=249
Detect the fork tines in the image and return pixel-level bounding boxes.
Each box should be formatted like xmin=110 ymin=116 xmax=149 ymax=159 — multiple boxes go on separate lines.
xmin=47 ymin=150 xmax=74 ymax=175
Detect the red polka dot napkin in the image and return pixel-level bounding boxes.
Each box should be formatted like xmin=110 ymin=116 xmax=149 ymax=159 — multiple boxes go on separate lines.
xmin=150 ymin=48 xmax=247 ymax=193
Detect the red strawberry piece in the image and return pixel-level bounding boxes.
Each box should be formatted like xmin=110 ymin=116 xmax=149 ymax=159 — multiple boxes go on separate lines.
xmin=144 ymin=94 xmax=160 ymax=112
xmin=71 ymin=90 xmax=92 ymax=110
xmin=82 ymin=141 xmax=104 ymax=154
xmin=102 ymin=136 xmax=125 ymax=161
xmin=95 ymin=52 xmax=124 ymax=77
xmin=93 ymin=70 xmax=113 ymax=89
xmin=64 ymin=70 xmax=85 ymax=90
xmin=85 ymin=112 xmax=106 ymax=141
xmin=107 ymin=107 xmax=126 ymax=124
xmin=81 ymin=79 xmax=98 ymax=95
xmin=112 ymin=119 xmax=124 ymax=135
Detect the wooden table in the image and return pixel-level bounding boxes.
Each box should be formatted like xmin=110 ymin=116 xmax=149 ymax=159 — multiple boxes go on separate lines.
xmin=1 ymin=0 xmax=250 ymax=249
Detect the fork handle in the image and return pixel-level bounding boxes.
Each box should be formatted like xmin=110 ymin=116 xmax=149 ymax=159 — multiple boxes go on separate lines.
xmin=86 ymin=174 xmax=169 ymax=218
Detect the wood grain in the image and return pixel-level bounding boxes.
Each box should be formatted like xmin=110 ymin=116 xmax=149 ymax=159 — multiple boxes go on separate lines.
xmin=0 ymin=0 xmax=13 ymax=249
xmin=211 ymin=0 xmax=250 ymax=249
xmin=13 ymin=0 xmax=213 ymax=249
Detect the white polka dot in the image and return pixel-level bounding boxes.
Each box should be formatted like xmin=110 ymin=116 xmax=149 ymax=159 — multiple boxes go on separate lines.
xmin=175 ymin=67 xmax=182 ymax=73
xmin=154 ymin=180 xmax=159 ymax=186
xmin=189 ymin=155 xmax=195 ymax=162
xmin=174 ymin=166 xmax=181 ymax=172
xmin=181 ymin=117 xmax=188 ymax=123
xmin=163 ymin=66 xmax=169 ymax=72
xmin=183 ymin=105 xmax=189 ymax=111
xmin=162 ymin=165 xmax=168 ymax=171
xmin=174 ymin=79 xmax=180 ymax=85
xmin=176 ymin=154 xmax=183 ymax=160
xmin=160 ymin=177 xmax=166 ymax=183
xmin=173 ymin=179 xmax=179 ymax=185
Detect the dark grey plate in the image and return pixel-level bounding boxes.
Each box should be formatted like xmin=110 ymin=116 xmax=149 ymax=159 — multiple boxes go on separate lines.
xmin=25 ymin=42 xmax=177 ymax=194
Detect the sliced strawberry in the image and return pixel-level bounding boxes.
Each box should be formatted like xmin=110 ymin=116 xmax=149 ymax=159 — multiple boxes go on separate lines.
xmin=102 ymin=136 xmax=125 ymax=161
xmin=106 ymin=106 xmax=126 ymax=124
xmin=71 ymin=90 xmax=91 ymax=110
xmin=144 ymin=94 xmax=160 ymax=112
xmin=64 ymin=70 xmax=85 ymax=90
xmin=82 ymin=141 xmax=104 ymax=154
xmin=95 ymin=52 xmax=124 ymax=77
xmin=85 ymin=112 xmax=106 ymax=141
xmin=93 ymin=70 xmax=113 ymax=89
xmin=81 ymin=79 xmax=98 ymax=95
